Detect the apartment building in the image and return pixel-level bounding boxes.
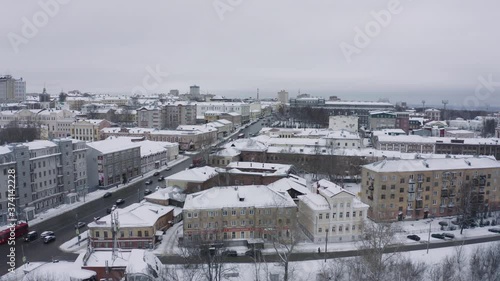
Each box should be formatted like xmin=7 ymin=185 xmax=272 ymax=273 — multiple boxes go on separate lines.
xmin=137 ymin=106 xmax=161 ymax=128
xmin=165 ymin=166 xmax=219 ymax=193
xmin=71 ymin=119 xmax=112 ymax=141
xmin=360 ymin=157 xmax=500 ymax=222
xmin=0 ymin=75 xmax=26 ymax=103
xmin=425 ymin=108 xmax=441 ymax=121
xmin=196 ymin=102 xmax=250 ymax=124
xmin=87 ymin=202 xmax=174 ymax=249
xmin=161 ymin=103 xmax=197 ymax=129
xmin=277 ymin=90 xmax=289 ymax=104
xmin=0 ymin=108 xmax=77 ymax=139
xmin=182 ymin=185 xmax=297 ymax=243
xmin=298 ymin=179 xmax=368 ymax=243
xmin=0 ymin=139 xmax=87 ymax=224
xmin=86 ymin=139 xmax=141 ymax=189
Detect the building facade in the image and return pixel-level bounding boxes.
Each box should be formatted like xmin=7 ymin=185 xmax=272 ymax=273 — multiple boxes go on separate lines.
xmin=137 ymin=106 xmax=161 ymax=128
xmin=86 ymin=140 xmax=141 ymax=189
xmin=277 ymin=90 xmax=289 ymax=104
xmin=360 ymin=157 xmax=500 ymax=222
xmin=298 ymin=180 xmax=368 ymax=243
xmin=0 ymin=75 xmax=26 ymax=103
xmin=71 ymin=119 xmax=112 ymax=141
xmin=161 ymin=103 xmax=197 ymax=129
xmin=0 ymin=139 xmax=87 ymax=224
xmin=182 ymin=185 xmax=297 ymax=243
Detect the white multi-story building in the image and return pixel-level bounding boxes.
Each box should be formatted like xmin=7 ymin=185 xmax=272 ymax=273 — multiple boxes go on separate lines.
xmin=196 ymin=102 xmax=251 ymax=124
xmin=0 ymin=75 xmax=26 ymax=103
xmin=0 ymin=139 xmax=87 ymax=224
xmin=137 ymin=106 xmax=161 ymax=128
xmin=71 ymin=119 xmax=112 ymax=141
xmin=277 ymin=90 xmax=289 ymax=104
xmin=298 ymin=179 xmax=368 ymax=243
xmin=329 ymin=115 xmax=359 ymax=132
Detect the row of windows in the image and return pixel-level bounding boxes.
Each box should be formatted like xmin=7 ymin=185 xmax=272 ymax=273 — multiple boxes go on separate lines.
xmin=319 ymin=224 xmax=359 ymax=233
xmin=319 ymin=211 xmax=362 ymax=219
xmin=94 ymin=229 xmax=150 ymax=238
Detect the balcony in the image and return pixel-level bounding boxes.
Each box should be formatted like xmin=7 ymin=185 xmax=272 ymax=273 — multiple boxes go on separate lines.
xmin=441 ymin=190 xmax=448 ymax=197
xmin=448 ymin=203 xmax=455 ymax=208
xmin=416 ymin=196 xmax=423 ymax=201
xmin=417 ymin=178 xmax=424 ymax=183
xmin=368 ymin=185 xmax=374 ymax=191
xmin=409 ymin=179 xmax=415 ymax=184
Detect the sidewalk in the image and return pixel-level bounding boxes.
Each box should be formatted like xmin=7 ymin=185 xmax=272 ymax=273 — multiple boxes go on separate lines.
xmin=28 ymin=156 xmax=189 ymax=227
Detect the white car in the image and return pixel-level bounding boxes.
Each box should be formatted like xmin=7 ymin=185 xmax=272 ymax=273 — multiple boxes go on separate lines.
xmin=40 ymin=231 xmax=55 ymax=238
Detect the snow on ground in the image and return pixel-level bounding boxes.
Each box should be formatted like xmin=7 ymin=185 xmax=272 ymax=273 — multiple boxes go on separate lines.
xmin=59 ymin=230 xmax=89 ymax=254
xmin=28 ymin=156 xmax=188 ymax=227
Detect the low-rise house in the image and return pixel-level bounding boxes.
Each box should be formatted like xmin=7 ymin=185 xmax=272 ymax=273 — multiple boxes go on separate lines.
xmin=145 ymin=186 xmax=186 ymax=208
xmin=267 ymin=175 xmax=311 ymax=202
xmin=298 ymin=179 xmax=368 ymax=243
xmin=182 ymin=185 xmax=297 ymax=243
xmin=165 ymin=166 xmax=220 ymax=193
xmin=87 ymin=202 xmax=174 ymax=249
xmin=223 ymin=161 xmax=296 ymax=186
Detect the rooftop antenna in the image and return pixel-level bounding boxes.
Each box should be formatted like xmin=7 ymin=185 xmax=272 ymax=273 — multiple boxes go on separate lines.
xmin=257 ymin=88 xmax=259 ymax=101
xmin=442 ymin=100 xmax=448 ymax=121
xmin=421 ymin=100 xmax=425 ymax=112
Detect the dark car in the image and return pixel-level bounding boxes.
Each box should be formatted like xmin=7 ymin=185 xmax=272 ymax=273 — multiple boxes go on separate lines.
xmin=74 ymin=222 xmax=86 ymax=229
xmin=145 ymin=179 xmax=153 ymax=185
xmin=221 ymin=250 xmax=238 ymax=257
xmin=488 ymin=228 xmax=500 ymax=233
xmin=43 ymin=235 xmax=56 ymax=244
xmin=153 ymin=172 xmax=160 ymax=176
xmin=106 ymin=207 xmax=113 ymax=214
xmin=116 ymin=199 xmax=125 ymax=205
xmin=158 ymin=176 xmax=164 ymax=181
xmin=407 ymin=234 xmax=421 ymax=241
xmin=102 ymin=192 xmax=112 ymax=198
xmin=442 ymin=233 xmax=455 ymax=239
xmin=431 ymin=233 xmax=446 ymax=239
xmin=245 ymin=249 xmax=262 ymax=259
xmin=144 ymin=189 xmax=152 ymax=195
xmin=24 ymin=231 xmax=38 ymax=242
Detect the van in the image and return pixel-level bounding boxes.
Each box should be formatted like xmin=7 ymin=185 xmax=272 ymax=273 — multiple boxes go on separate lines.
xmin=24 ymin=231 xmax=38 ymax=242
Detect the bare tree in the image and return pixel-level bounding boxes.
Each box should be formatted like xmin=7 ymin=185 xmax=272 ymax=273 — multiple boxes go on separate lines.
xmin=469 ymin=243 xmax=500 ymax=281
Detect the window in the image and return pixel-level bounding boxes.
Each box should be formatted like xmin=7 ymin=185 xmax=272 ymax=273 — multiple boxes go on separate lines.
xmin=241 ymin=232 xmax=245 ymax=238
xmin=120 ymin=231 xmax=124 ymax=238
xmin=400 ymin=188 xmax=404 ymax=193
xmin=340 ymin=212 xmax=343 ymax=218
xmin=359 ymin=211 xmax=363 ymax=217
xmin=145 ymin=230 xmax=149 ymax=237
xmin=319 ymin=228 xmax=322 ymax=233
xmin=390 ymin=194 xmax=395 ymax=199
xmin=193 ymin=212 xmax=198 ymax=218
xmin=95 ymin=231 xmax=100 ymax=237
xmin=104 ymin=231 xmax=108 ymax=238
xmin=339 ymin=226 xmax=343 ymax=232
xmin=232 ymin=232 xmax=236 ymax=239
xmin=399 ymin=197 xmax=404 ymax=202
xmin=381 ymin=185 xmax=387 ymax=190
xmin=426 ymin=177 xmax=431 ymax=182
xmin=326 ymin=213 xmax=330 ymax=219
xmin=241 ymin=220 xmax=246 ymax=226
xmin=426 ymin=186 xmax=430 ymax=191
xmin=187 ymin=212 xmax=192 ymax=218
xmin=240 ymin=209 xmax=245 ymax=215
xmin=346 ymin=212 xmax=350 ymax=218
xmin=187 ymin=224 xmax=192 ymax=229
xmin=319 ymin=214 xmax=323 ymax=219
xmin=332 ymin=212 xmax=336 ymax=218
xmin=231 ymin=221 xmax=236 ymax=226
xmin=352 ymin=225 xmax=356 ymax=230
xmin=231 ymin=210 xmax=236 ymax=216
xmin=400 ymin=178 xmax=405 ymax=184
xmin=381 ymin=194 xmax=386 ymax=199
xmin=223 ymin=210 xmax=228 ymax=216
xmin=390 ymin=185 xmax=395 ymax=190
xmin=249 ymin=209 xmax=254 ymax=215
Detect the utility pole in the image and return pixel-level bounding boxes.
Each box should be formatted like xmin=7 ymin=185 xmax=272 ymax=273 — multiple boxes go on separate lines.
xmin=426 ymin=221 xmax=431 ymax=254
xmin=442 ymin=100 xmax=448 ymax=121
xmin=324 ymin=229 xmax=328 ymax=262
xmin=421 ymin=100 xmax=426 ymax=113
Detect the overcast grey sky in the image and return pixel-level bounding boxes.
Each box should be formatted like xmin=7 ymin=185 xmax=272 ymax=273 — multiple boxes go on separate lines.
xmin=1 ymin=0 xmax=499 ymax=108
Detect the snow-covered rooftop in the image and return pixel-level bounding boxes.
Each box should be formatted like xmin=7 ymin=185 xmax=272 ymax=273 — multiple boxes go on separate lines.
xmin=226 ymin=161 xmax=292 ymax=175
xmin=364 ymin=156 xmax=500 ymax=173
xmin=87 ymin=202 xmax=173 ymax=228
xmin=104 ymin=136 xmax=174 ymax=157
xmin=145 ymin=186 xmax=186 ymax=202
xmin=376 ymin=134 xmax=500 ymax=145
xmin=86 ymin=138 xmax=141 ymax=154
xmin=267 ymin=177 xmax=311 ymax=195
xmin=166 ymin=166 xmax=218 ymax=183
xmin=184 ymin=185 xmax=296 ymax=210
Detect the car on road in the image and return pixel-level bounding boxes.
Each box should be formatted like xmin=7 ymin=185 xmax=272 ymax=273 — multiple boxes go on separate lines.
xmin=40 ymin=231 xmax=55 ymax=238
xmin=165 ymin=166 xmax=171 ymax=171
xmin=431 ymin=233 xmax=446 ymax=239
xmin=189 ymin=164 xmax=195 ymax=169
xmin=94 ymin=216 xmax=101 ymax=221
xmin=153 ymin=172 xmax=160 ymax=176
xmin=102 ymin=192 xmax=112 ymax=198
xmin=144 ymin=189 xmax=152 ymax=195
xmin=43 ymin=235 xmax=56 ymax=244
xmin=407 ymin=234 xmax=421 ymax=241
xmin=488 ymin=228 xmax=500 ymax=233
xmin=24 ymin=231 xmax=38 ymax=242
xmin=221 ymin=250 xmax=238 ymax=257
xmin=116 ymin=199 xmax=125 ymax=205
xmin=158 ymin=176 xmax=164 ymax=181
xmin=74 ymin=222 xmax=86 ymax=229
xmin=442 ymin=233 xmax=455 ymax=239
xmin=106 ymin=207 xmax=113 ymax=214
xmin=145 ymin=179 xmax=153 ymax=185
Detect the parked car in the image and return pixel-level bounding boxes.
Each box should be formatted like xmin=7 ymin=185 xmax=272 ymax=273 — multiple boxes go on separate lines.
xmin=189 ymin=164 xmax=195 ymax=169
xmin=102 ymin=192 xmax=112 ymax=198
xmin=245 ymin=249 xmax=262 ymax=258
xmin=221 ymin=250 xmax=238 ymax=257
xmin=74 ymin=222 xmax=86 ymax=229
xmin=165 ymin=166 xmax=171 ymax=171
xmin=24 ymin=231 xmax=38 ymax=242
xmin=43 ymin=235 xmax=56 ymax=244
xmin=106 ymin=207 xmax=113 ymax=214
xmin=94 ymin=216 xmax=101 ymax=221
xmin=488 ymin=228 xmax=500 ymax=233
xmin=442 ymin=233 xmax=455 ymax=239
xmin=144 ymin=189 xmax=152 ymax=195
xmin=158 ymin=176 xmax=164 ymax=181
xmin=153 ymin=172 xmax=160 ymax=176
xmin=145 ymin=179 xmax=153 ymax=185
xmin=200 ymin=247 xmax=216 ymax=257
xmin=407 ymin=234 xmax=421 ymax=241
xmin=116 ymin=199 xmax=125 ymax=205
xmin=431 ymin=233 xmax=446 ymax=239
xmin=40 ymin=231 xmax=55 ymax=238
